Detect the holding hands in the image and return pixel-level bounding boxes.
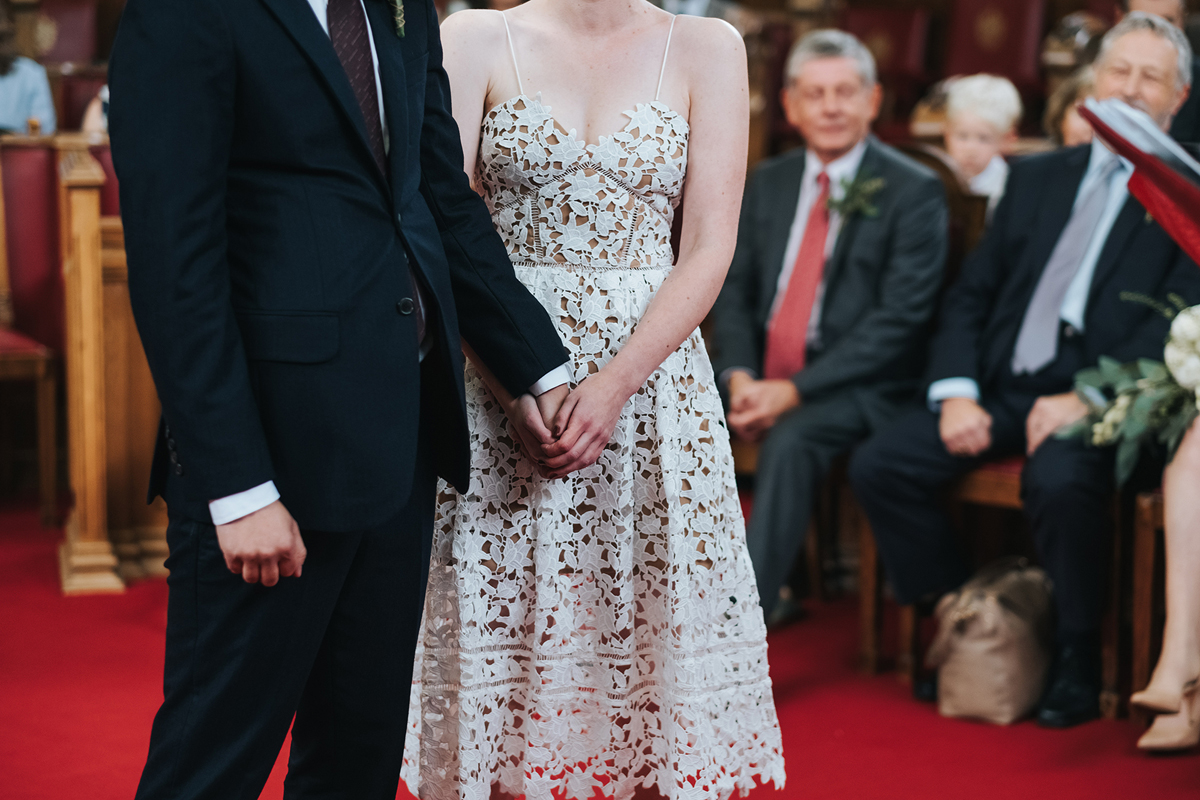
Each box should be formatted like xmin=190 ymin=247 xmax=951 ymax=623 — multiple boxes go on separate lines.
xmin=505 ymin=373 xmax=627 ymax=480
xmin=726 ymin=371 xmax=801 ymax=442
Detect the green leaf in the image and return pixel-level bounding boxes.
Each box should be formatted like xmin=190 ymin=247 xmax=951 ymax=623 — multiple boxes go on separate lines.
xmin=1074 ymin=367 xmax=1108 ymax=391
xmin=1115 ymin=437 xmax=1142 ymax=487
xmin=1098 ymin=356 xmax=1128 ymax=384
xmin=1138 ymin=359 xmax=1170 ymax=383
xmin=1056 ymin=418 xmax=1092 ymax=440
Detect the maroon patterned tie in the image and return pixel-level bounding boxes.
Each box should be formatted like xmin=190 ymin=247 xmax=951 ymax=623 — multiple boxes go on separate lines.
xmin=328 ymin=0 xmax=387 ymax=174
xmin=328 ymin=0 xmax=427 ymax=346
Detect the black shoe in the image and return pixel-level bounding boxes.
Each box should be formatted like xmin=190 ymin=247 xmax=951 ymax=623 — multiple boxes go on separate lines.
xmin=1037 ymin=643 xmax=1101 ymax=729
xmin=913 ymin=673 xmax=938 ymax=703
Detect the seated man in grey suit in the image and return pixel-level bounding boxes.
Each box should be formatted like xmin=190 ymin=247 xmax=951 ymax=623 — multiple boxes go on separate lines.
xmin=710 ymin=29 xmax=949 ymax=625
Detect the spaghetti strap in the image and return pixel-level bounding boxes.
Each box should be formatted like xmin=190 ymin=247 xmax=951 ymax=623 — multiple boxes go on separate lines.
xmin=499 ymin=11 xmax=525 ymax=96
xmin=654 ymin=16 xmax=677 ymax=102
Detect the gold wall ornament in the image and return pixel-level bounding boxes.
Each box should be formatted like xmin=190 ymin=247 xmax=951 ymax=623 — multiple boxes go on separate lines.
xmin=34 ymin=14 xmax=58 ymax=58
xmin=975 ymin=7 xmax=1008 ymax=53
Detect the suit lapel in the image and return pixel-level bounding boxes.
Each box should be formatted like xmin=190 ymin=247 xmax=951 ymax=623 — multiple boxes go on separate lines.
xmin=258 ymin=0 xmax=388 ymax=192
xmin=822 ymin=140 xmax=882 ymax=294
xmin=1086 ymin=195 xmax=1148 ymax=308
xmin=363 ymin=0 xmax=410 ymax=191
xmin=762 ymin=153 xmax=806 ymax=305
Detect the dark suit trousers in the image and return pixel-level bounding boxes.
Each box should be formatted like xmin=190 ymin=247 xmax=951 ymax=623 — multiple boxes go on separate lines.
xmin=748 ymin=393 xmax=876 ymax=618
xmin=135 ymin=431 xmax=435 ymax=800
xmin=848 ymin=333 xmax=1116 ymax=636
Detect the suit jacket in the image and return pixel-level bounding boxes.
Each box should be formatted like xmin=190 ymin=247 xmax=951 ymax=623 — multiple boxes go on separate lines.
xmin=1169 ymin=59 xmax=1200 ymax=145
xmin=710 ymin=138 xmax=949 ymax=424
xmin=927 ymin=144 xmax=1200 ymax=393
xmin=108 ymin=0 xmax=567 ymax=531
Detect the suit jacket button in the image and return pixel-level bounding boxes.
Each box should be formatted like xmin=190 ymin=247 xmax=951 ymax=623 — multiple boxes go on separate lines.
xmin=167 ymin=438 xmax=177 ymax=451
xmin=173 ymin=464 xmax=185 ymax=476
xmin=169 ymin=451 xmax=179 ymax=465
xmin=397 ymin=298 xmax=415 ymax=315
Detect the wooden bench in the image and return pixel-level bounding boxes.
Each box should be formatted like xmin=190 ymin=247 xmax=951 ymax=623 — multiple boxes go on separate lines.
xmin=2 ymin=133 xmax=168 ymax=593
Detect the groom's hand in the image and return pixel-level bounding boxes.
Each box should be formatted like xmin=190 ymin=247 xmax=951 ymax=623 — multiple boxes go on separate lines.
xmin=215 ymin=501 xmax=307 ymax=587
xmin=534 ymin=384 xmax=569 ymax=431
xmin=507 ymin=393 xmax=559 ymax=476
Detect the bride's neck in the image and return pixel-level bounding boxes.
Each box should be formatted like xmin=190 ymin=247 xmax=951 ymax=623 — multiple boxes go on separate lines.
xmin=538 ymin=0 xmax=650 ymax=36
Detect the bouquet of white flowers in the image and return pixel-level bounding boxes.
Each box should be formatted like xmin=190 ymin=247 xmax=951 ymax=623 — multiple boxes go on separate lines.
xmin=1061 ymin=297 xmax=1200 ymax=485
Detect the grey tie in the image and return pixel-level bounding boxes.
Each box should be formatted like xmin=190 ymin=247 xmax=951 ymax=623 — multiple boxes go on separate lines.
xmin=1010 ymin=157 xmax=1122 ymax=375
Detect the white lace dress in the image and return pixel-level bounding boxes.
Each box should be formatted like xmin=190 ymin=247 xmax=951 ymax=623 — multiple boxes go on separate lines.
xmin=401 ymin=16 xmax=784 ymax=800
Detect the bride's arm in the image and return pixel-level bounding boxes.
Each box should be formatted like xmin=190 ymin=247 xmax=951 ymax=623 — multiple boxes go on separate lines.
xmin=543 ymin=18 xmax=748 ymax=477
xmin=439 ymin=12 xmax=567 ymax=452
xmin=440 ymin=10 xmax=497 ymax=183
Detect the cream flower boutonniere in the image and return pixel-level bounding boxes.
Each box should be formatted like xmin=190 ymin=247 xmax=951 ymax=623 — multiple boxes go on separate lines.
xmin=827 ymin=174 xmax=886 ymax=218
xmin=388 ymin=0 xmax=405 ymax=37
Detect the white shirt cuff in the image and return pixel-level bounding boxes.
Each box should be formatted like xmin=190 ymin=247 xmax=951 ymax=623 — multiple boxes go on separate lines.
xmin=927 ymin=378 xmax=981 ymax=412
xmin=208 ymin=481 xmax=281 ymax=526
xmin=530 ymin=364 xmax=571 ymax=396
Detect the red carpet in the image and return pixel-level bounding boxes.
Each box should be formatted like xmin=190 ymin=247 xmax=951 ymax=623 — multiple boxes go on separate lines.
xmin=2 ymin=500 xmax=1198 ymax=800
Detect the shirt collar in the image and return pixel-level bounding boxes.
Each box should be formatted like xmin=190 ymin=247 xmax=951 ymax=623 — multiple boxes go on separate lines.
xmin=1087 ymin=137 xmax=1132 ymax=178
xmin=805 ymin=139 xmax=869 ymax=197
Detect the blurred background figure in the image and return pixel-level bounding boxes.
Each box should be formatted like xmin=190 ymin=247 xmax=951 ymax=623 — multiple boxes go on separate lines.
xmin=943 ymin=74 xmax=1022 ymax=216
xmin=1118 ymin=0 xmax=1200 ymax=141
xmin=0 ymin=7 xmax=55 ymax=134
xmin=1044 ymin=67 xmax=1097 ymax=147
xmin=81 ymin=84 xmax=108 ymax=136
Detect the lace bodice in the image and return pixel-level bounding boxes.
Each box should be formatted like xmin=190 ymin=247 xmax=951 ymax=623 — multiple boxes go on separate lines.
xmin=478 ymin=95 xmax=688 ymax=270
xmin=476 ymin=11 xmax=688 ymax=272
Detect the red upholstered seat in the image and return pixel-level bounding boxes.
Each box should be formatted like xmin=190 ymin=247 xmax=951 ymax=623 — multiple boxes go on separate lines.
xmin=975 ymin=454 xmax=1027 ymax=475
xmin=2 ymin=145 xmax=64 ymax=355
xmin=0 ymin=328 xmax=51 ymax=356
xmin=38 ymin=0 xmax=98 ymax=64
xmin=945 ymin=0 xmax=1046 ymax=93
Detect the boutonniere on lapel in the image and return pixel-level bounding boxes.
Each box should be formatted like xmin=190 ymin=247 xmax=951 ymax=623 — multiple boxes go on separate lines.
xmin=388 ymin=0 xmax=405 ymax=37
xmin=827 ymin=174 xmax=886 ymax=218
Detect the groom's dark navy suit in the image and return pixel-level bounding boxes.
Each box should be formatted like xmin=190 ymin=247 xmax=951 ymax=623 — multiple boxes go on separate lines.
xmin=109 ymin=0 xmax=566 ymax=797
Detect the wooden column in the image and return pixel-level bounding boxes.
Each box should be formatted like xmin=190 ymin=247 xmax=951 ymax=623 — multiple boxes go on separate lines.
xmin=57 ymin=141 xmax=123 ymax=594
xmin=100 ymin=216 xmax=168 ymax=580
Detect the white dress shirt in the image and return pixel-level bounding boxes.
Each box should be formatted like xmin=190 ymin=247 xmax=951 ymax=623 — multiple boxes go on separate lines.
xmin=968 ymin=155 xmax=1009 ymax=220
xmin=210 ymin=0 xmax=569 ymax=525
xmin=928 ymin=139 xmax=1132 ymax=409
xmin=721 ymin=141 xmax=867 ymax=388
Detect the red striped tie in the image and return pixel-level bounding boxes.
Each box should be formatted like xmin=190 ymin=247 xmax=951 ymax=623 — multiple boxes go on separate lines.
xmin=763 ymin=172 xmax=830 ymax=380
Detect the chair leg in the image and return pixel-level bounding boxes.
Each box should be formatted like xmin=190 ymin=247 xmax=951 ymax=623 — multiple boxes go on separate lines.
xmin=806 ymin=514 xmax=825 ymax=603
xmin=36 ymin=364 xmax=57 ymax=527
xmin=897 ymin=605 xmax=920 ymax=685
xmin=1100 ymin=496 xmax=1127 ymax=720
xmin=1131 ymin=493 xmax=1162 ymax=725
xmin=858 ymin=510 xmax=882 ymax=674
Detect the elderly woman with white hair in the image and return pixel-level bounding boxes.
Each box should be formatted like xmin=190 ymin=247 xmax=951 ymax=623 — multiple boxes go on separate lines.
xmin=943 ymin=74 xmax=1022 ymax=217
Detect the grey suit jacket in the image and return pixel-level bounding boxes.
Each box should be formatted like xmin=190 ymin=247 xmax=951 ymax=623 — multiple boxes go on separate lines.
xmin=710 ymin=138 xmax=949 ymax=425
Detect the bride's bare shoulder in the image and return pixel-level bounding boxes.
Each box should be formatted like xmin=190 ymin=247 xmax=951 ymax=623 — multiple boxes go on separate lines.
xmin=670 ymin=14 xmax=746 ymax=72
xmin=439 ymin=8 xmax=508 ymax=51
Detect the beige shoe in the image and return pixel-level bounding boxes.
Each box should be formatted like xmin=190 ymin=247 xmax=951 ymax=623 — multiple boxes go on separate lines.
xmin=1132 ymin=676 xmax=1198 ymax=715
xmin=1138 ymin=688 xmax=1200 ymax=752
